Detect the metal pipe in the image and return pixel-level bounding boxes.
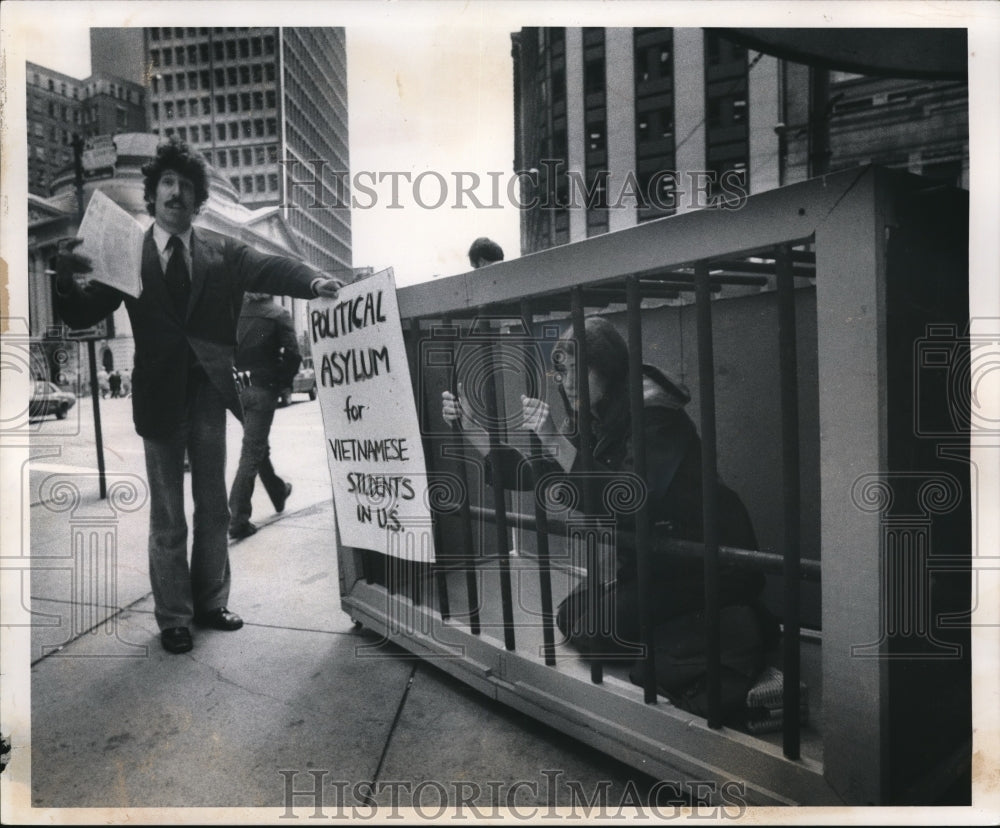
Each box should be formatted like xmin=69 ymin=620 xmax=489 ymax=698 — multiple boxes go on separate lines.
xmin=626 ymin=276 xmax=657 ymax=703
xmin=695 ymin=260 xmax=722 ymax=728
xmin=483 ymin=334 xmax=516 ymax=651
xmin=466 ymin=505 xmax=821 ymax=581
xmin=445 ymin=318 xmax=480 ymax=635
xmin=521 ymin=300 xmax=557 ymax=666
xmin=571 ymin=288 xmax=603 ymax=684
xmin=776 ymin=244 xmax=802 ymax=759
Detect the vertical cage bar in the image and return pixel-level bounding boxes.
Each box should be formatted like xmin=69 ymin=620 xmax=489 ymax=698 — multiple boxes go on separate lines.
xmin=776 ymin=244 xmax=802 ymax=759
xmin=694 ymin=260 xmax=722 ymax=728
xmin=445 ymin=318 xmax=480 ymax=635
xmin=520 ymin=299 xmax=557 ymax=666
xmin=626 ymin=277 xmax=657 ymax=703
xmin=403 ymin=321 xmax=449 ymax=620
xmin=571 ymin=288 xmax=603 ymax=685
xmin=483 ymin=332 xmax=517 ymax=651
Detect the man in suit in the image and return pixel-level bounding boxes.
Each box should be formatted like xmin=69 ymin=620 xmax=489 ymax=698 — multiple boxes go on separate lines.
xmin=53 ymin=137 xmax=341 ymax=654
xmin=228 ymin=292 xmax=301 ymax=540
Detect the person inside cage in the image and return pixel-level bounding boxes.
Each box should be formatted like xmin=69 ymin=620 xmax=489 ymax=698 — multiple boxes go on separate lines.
xmin=442 ymin=316 xmax=773 ymax=711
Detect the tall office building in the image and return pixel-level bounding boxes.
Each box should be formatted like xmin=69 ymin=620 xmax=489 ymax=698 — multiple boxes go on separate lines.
xmin=141 ymin=27 xmax=350 ymax=275
xmin=511 ymin=27 xmax=968 ymax=255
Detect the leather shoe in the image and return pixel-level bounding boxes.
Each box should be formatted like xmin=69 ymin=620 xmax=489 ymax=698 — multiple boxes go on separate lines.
xmin=228 ymin=521 xmax=257 ymax=540
xmin=274 ymin=482 xmax=293 ymax=513
xmin=161 ymin=626 xmax=193 ymax=654
xmin=194 ymin=607 xmax=244 ymax=631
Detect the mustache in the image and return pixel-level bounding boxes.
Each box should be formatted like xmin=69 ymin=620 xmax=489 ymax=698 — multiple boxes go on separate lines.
xmin=164 ymin=198 xmax=188 ymax=208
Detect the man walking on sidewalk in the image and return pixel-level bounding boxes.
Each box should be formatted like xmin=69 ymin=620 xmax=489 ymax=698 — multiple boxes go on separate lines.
xmin=228 ymin=293 xmax=300 ymax=541
xmin=53 ymin=137 xmax=341 ymax=655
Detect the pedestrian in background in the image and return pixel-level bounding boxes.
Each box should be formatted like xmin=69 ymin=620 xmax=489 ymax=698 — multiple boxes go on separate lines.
xmin=109 ymin=369 xmax=122 ymax=398
xmin=468 ymin=237 xmax=504 ymax=269
xmin=53 ymin=137 xmax=341 ymax=655
xmin=228 ymin=292 xmax=301 ymax=541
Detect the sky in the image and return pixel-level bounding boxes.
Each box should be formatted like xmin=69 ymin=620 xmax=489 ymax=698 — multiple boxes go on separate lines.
xmin=18 ymin=4 xmax=522 ymax=286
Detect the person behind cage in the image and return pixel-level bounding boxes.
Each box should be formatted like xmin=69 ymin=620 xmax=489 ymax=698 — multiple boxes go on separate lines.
xmin=227 ymin=292 xmax=301 ymax=541
xmin=442 ymin=316 xmax=772 ymax=713
xmin=53 ymin=136 xmax=341 ymax=655
xmin=467 ymin=237 xmax=504 ymax=269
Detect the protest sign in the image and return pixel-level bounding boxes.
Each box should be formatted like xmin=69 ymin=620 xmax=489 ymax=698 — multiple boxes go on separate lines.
xmin=311 ymin=268 xmax=435 ymax=562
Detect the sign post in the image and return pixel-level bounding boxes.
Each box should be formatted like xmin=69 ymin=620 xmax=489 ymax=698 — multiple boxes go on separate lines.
xmin=71 ymin=134 xmax=108 ymax=499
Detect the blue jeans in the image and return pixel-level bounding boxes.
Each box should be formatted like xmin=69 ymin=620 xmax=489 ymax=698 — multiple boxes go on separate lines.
xmin=143 ymin=378 xmax=230 ymax=630
xmin=228 ymin=384 xmax=288 ymax=529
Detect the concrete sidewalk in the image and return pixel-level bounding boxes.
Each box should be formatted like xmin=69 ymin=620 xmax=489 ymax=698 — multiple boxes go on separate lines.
xmin=23 ymin=456 xmax=660 ymax=818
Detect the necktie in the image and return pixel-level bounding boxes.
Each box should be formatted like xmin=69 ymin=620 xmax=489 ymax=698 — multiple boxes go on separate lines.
xmin=164 ymin=235 xmax=191 ymax=315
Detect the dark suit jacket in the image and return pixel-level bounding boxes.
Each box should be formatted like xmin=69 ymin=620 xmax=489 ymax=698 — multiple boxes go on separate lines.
xmin=56 ymin=226 xmax=319 ymax=439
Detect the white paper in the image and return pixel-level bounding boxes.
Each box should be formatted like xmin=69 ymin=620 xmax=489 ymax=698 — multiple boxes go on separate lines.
xmin=75 ymin=189 xmax=144 ymax=298
xmin=313 ymin=268 xmax=436 ymax=562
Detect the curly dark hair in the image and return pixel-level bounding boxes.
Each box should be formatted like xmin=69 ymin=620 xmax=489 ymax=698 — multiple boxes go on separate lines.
xmin=141 ymin=136 xmax=210 ymax=216
xmin=467 ymin=237 xmax=504 ymax=268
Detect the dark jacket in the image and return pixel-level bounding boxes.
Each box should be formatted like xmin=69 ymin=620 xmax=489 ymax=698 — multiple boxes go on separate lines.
xmin=489 ymin=365 xmax=763 ymax=610
xmin=55 ymin=226 xmax=318 ymax=438
xmin=235 ymin=298 xmax=302 ymax=390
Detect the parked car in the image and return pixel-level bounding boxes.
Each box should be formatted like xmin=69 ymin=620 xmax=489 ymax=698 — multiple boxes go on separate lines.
xmin=29 ymin=380 xmax=76 ymax=420
xmin=278 ymin=358 xmax=317 ymax=406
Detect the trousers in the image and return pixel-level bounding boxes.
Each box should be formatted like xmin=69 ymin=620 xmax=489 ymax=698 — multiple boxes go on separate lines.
xmin=143 ymin=378 xmax=230 ymax=630
xmin=228 ymin=384 xmax=288 ymax=529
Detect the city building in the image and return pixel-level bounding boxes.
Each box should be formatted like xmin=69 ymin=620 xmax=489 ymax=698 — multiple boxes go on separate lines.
xmin=139 ymin=27 xmax=351 ymax=280
xmin=26 ymin=62 xmax=146 ymax=197
xmin=511 ymin=27 xmax=969 ymax=255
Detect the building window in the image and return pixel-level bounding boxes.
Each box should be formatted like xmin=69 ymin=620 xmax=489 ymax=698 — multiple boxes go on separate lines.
xmin=704 ymin=31 xmax=749 ymax=201
xmin=241 ymin=92 xmax=251 ymax=111
xmin=177 ymin=74 xmax=186 ymax=91
xmin=253 ymin=64 xmax=263 ymax=83
xmin=227 ymin=67 xmax=238 ymax=86
xmin=164 ymin=75 xmax=174 ymax=92
xmin=218 ymin=152 xmax=227 ymax=168
xmin=239 ymin=39 xmax=249 ymax=58
xmin=214 ymin=41 xmax=224 ymax=60
xmin=178 ymin=126 xmax=187 ymax=141
xmin=265 ymin=89 xmax=276 ymax=108
xmin=266 ymin=117 xmax=277 ymax=136
xmin=252 ymin=37 xmax=262 ymax=56
xmin=265 ymin=64 xmax=276 ymax=82
xmin=226 ymin=40 xmax=237 ymax=60
xmin=163 ymin=49 xmax=172 ymax=66
xmin=243 ymin=175 xmax=253 ymax=192
xmin=177 ymin=100 xmax=187 ymax=117
xmin=199 ymin=43 xmax=210 ymax=62
xmin=255 ymin=174 xmax=265 ymax=192
xmin=242 ymin=147 xmax=253 ymax=165
xmin=264 ymin=35 xmax=275 ymax=54
xmin=268 ymin=173 xmax=278 ymax=191
xmin=230 ymin=176 xmax=240 ymax=191
xmin=252 ymin=91 xmax=263 ymax=110
xmin=227 ymin=94 xmax=238 ymax=112
xmin=230 ymin=148 xmax=239 ymax=166
xmin=254 ymin=145 xmax=266 ymax=164
xmin=239 ymin=65 xmax=250 ymax=84
xmin=229 ymin=122 xmax=239 ymax=139
xmin=217 ymin=123 xmax=226 ymax=140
